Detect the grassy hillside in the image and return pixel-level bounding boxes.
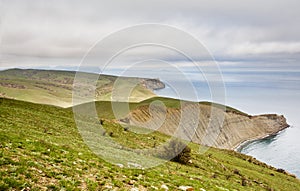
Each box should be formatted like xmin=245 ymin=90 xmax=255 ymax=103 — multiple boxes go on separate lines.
xmin=0 ymin=69 xmax=158 ymax=107
xmin=73 ymin=96 xmax=247 ymax=121
xmin=1 ymin=98 xmax=299 ymax=190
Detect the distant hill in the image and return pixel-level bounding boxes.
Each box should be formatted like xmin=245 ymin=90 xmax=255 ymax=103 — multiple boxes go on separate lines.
xmin=0 ymin=69 xmax=164 ymax=107
xmin=1 ymin=98 xmax=299 ymax=190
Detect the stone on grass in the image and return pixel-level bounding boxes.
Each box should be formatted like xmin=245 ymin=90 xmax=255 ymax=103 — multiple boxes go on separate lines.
xmin=161 ymin=184 xmax=169 ymax=190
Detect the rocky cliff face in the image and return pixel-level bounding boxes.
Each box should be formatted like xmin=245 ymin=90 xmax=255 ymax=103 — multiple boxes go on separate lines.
xmin=123 ymin=103 xmax=289 ymax=150
xmin=141 ymin=79 xmax=165 ymax=91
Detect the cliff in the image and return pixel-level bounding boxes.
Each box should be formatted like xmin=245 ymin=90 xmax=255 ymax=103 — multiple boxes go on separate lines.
xmin=123 ymin=102 xmax=289 ymax=150
xmin=141 ymin=78 xmax=165 ymax=90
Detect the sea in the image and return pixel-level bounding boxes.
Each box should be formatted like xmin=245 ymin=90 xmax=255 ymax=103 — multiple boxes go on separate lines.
xmin=152 ymin=68 xmax=300 ymax=178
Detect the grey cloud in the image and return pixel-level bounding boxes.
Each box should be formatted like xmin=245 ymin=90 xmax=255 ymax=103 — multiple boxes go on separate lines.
xmin=0 ymin=0 xmax=299 ymax=68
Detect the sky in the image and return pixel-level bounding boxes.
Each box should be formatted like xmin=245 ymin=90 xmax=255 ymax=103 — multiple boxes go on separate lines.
xmin=0 ymin=0 xmax=299 ymax=72
xmin=0 ymin=0 xmax=300 ymax=111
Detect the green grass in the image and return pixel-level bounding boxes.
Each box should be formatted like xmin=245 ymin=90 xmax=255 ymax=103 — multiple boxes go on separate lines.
xmin=72 ymin=96 xmax=247 ymax=121
xmin=0 ymin=69 xmax=157 ymax=107
xmin=1 ymin=98 xmax=299 ymax=190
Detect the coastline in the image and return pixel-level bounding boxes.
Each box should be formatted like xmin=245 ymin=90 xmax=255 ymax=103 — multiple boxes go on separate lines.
xmin=233 ymin=127 xmax=288 ymax=152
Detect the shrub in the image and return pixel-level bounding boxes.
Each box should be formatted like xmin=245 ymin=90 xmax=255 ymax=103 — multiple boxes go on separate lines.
xmin=99 ymin=119 xmax=104 ymax=125
xmin=159 ymin=139 xmax=191 ymax=165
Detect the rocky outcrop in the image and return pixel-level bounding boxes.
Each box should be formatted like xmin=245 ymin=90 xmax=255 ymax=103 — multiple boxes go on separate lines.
xmin=124 ymin=103 xmax=289 ymax=150
xmin=0 ymin=82 xmax=26 ymax=89
xmin=141 ymin=79 xmax=165 ymax=90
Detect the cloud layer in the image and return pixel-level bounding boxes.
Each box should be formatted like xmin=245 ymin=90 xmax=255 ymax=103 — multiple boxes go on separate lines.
xmin=0 ymin=0 xmax=299 ymax=69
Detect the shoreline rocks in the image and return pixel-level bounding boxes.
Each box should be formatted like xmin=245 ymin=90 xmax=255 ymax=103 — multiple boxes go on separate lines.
xmin=141 ymin=79 xmax=165 ymax=91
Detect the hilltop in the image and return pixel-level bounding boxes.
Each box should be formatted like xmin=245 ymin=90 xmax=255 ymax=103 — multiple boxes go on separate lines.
xmin=0 ymin=98 xmax=299 ymax=190
xmin=0 ymin=69 xmax=164 ymax=107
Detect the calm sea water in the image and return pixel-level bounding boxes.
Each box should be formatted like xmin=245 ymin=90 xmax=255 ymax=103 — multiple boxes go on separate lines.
xmin=154 ymin=69 xmax=300 ymax=177
xmin=240 ymin=126 xmax=300 ymax=177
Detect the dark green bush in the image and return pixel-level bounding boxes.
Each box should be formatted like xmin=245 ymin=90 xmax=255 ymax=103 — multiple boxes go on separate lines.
xmin=159 ymin=139 xmax=191 ymax=165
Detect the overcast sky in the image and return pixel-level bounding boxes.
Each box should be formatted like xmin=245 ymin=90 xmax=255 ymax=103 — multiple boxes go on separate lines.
xmin=1 ymin=0 xmax=300 ymax=120
xmin=0 ymin=0 xmax=300 ymax=71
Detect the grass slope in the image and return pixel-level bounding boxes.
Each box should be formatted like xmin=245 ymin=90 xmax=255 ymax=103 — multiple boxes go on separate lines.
xmin=72 ymin=96 xmax=248 ymax=121
xmin=1 ymin=98 xmax=299 ymax=190
xmin=0 ymin=69 xmax=157 ymax=107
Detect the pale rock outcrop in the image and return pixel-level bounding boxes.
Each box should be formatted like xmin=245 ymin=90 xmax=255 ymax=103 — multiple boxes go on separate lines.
xmin=125 ymin=102 xmax=289 ymax=150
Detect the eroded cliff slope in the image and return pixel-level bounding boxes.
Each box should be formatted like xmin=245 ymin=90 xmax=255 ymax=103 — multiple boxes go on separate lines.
xmin=123 ymin=102 xmax=289 ymax=150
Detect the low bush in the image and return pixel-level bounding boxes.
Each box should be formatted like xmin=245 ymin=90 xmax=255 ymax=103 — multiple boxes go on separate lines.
xmin=158 ymin=139 xmax=191 ymax=165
